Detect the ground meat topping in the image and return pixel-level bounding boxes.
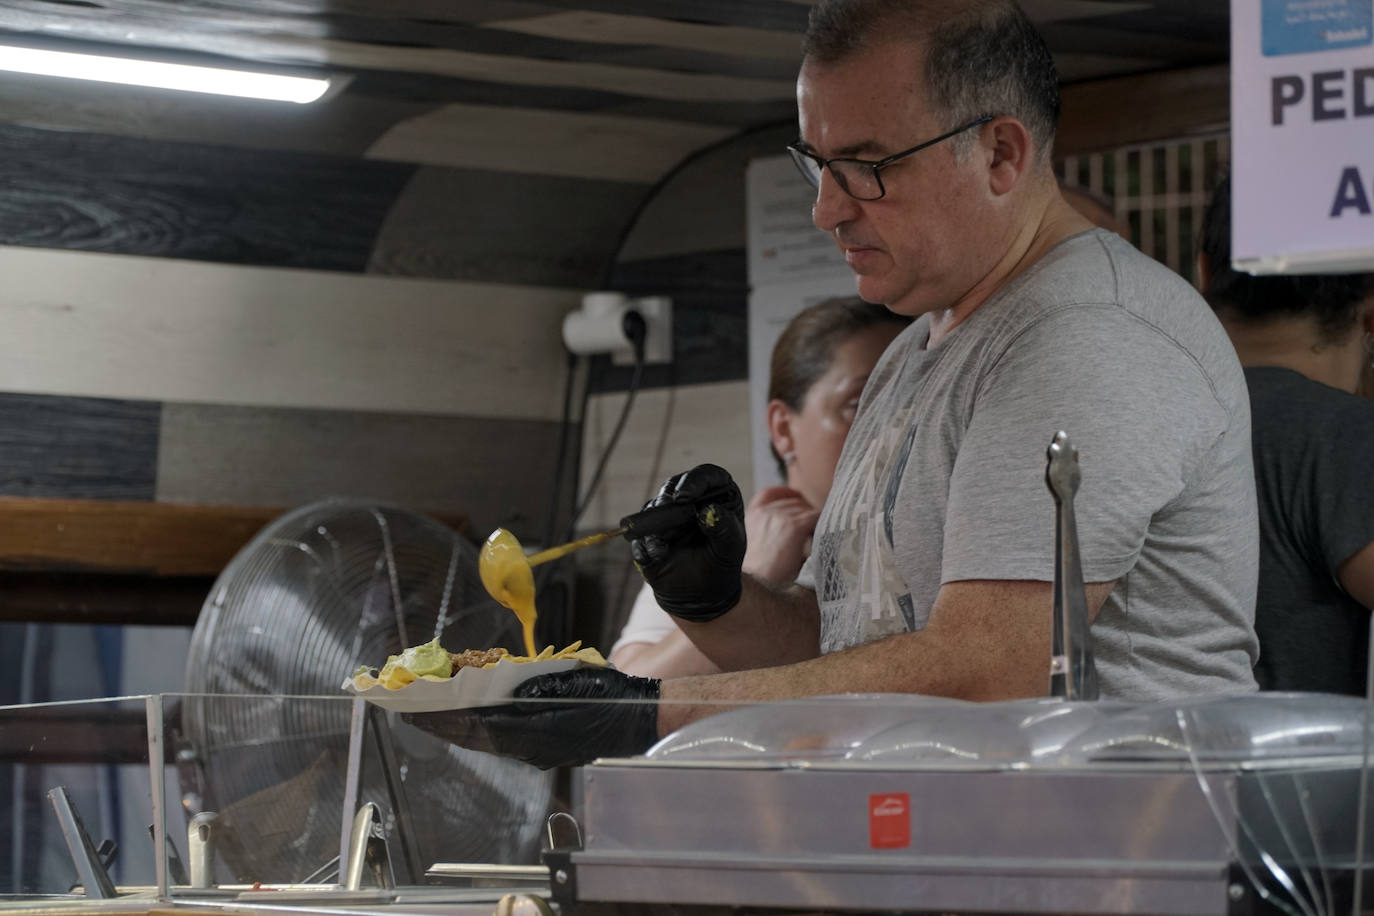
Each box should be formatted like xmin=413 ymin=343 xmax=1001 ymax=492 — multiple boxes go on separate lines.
xmin=449 ymin=647 xmax=509 ymax=670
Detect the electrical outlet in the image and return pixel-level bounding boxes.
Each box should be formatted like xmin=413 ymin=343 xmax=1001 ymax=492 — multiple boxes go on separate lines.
xmin=613 ymin=295 xmax=673 ymax=366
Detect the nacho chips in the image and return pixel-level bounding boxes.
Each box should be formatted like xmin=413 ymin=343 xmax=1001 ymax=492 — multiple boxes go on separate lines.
xmin=352 ymin=638 xmax=606 ymax=691
xmin=494 ymin=640 xmax=607 ymax=668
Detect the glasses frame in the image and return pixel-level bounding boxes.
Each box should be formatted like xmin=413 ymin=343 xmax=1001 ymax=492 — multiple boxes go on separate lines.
xmin=787 ymin=116 xmax=994 ymax=201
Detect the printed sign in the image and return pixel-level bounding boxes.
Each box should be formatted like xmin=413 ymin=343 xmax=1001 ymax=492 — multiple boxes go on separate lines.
xmin=1231 ymin=0 xmax=1374 ymax=273
xmin=746 ymin=156 xmax=849 ymax=289
xmin=868 ymin=793 xmax=911 ymax=849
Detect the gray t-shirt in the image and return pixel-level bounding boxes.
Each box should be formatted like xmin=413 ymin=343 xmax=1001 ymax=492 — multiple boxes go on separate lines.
xmin=1246 ymin=366 xmax=1374 ymax=694
xmin=805 ymin=230 xmax=1259 ymax=701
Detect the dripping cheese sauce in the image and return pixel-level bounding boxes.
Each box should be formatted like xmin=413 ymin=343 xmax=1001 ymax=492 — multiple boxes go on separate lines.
xmin=478 ymin=527 xmax=539 ymax=658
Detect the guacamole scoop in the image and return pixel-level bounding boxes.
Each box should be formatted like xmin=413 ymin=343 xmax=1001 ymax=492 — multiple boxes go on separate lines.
xmin=354 ymin=636 xmax=453 ymax=690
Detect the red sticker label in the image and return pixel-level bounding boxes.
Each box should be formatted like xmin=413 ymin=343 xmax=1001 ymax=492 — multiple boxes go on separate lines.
xmin=868 ymin=793 xmax=910 ymax=849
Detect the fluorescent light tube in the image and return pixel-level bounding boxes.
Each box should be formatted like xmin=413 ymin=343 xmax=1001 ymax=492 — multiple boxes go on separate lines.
xmin=0 ymin=45 xmax=331 ymax=103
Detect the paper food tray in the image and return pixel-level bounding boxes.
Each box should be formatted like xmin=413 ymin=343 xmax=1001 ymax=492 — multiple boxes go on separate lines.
xmin=341 ymin=657 xmax=588 ymax=712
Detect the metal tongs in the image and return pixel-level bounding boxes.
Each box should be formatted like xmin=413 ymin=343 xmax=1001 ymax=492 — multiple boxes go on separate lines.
xmin=1045 ymin=431 xmax=1099 ymax=701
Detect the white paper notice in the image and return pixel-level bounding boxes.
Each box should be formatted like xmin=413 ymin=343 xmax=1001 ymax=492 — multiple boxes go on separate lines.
xmin=747 ymin=156 xmax=851 ymax=287
xmin=1230 ymin=0 xmax=1374 ymax=273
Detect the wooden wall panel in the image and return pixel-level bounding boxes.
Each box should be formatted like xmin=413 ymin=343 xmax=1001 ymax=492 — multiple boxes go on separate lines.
xmin=0 ymin=124 xmax=412 ymax=271
xmin=0 ymin=246 xmax=577 ymax=421
xmin=156 ymin=402 xmax=570 ymax=541
xmin=0 ymin=394 xmax=158 ymax=500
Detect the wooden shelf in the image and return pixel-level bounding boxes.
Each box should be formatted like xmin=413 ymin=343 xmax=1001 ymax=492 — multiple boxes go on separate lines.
xmin=0 ymin=498 xmax=283 ymax=577
xmin=0 ymin=498 xmax=467 ymax=627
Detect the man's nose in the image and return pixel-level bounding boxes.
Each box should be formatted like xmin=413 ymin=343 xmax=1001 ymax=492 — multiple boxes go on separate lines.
xmin=810 ymin=167 xmax=859 ymax=232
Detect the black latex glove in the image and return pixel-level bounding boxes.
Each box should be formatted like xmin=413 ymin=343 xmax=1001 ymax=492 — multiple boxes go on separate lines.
xmin=401 ymin=667 xmax=660 ymax=770
xmin=630 ymin=463 xmax=747 ymax=622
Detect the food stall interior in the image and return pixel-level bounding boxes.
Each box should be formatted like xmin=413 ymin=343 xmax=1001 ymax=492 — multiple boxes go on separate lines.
xmin=0 ymin=1 xmax=1336 ymax=915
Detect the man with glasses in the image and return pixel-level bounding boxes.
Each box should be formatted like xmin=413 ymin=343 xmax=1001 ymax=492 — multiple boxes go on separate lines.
xmin=408 ymin=0 xmax=1260 ymax=770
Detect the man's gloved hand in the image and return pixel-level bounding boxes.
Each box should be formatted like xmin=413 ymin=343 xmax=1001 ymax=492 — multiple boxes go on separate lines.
xmin=630 ymin=463 xmax=746 ymax=622
xmin=402 ymin=667 xmax=660 ymax=770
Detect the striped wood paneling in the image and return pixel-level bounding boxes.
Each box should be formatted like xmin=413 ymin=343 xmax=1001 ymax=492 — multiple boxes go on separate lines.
xmin=0 ymin=394 xmax=158 ymax=500
xmin=0 ymin=118 xmax=657 ymax=288
xmin=0 ymin=245 xmax=576 ymax=421
xmin=156 ymin=403 xmax=569 ymax=541
xmin=0 ymin=123 xmax=411 ymax=271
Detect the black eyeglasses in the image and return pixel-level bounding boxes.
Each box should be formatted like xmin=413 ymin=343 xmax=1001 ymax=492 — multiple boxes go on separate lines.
xmin=786 ymin=116 xmax=993 ymax=201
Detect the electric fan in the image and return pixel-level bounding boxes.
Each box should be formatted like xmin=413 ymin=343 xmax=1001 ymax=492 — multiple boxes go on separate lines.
xmin=180 ymin=499 xmax=552 ymax=883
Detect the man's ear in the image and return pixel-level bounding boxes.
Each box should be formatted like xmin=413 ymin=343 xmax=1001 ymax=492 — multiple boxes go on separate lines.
xmin=767 ymin=399 xmax=796 ymax=458
xmin=984 ymin=117 xmax=1034 ymax=196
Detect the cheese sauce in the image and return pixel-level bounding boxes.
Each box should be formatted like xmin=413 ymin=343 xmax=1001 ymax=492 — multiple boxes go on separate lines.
xmin=478 ymin=527 xmax=538 ymax=657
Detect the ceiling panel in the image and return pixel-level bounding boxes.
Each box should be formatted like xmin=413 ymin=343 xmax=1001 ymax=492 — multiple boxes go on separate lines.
xmin=364 ymin=103 xmax=733 ymax=181
xmin=485 ymin=11 xmax=805 ymax=61
xmin=0 ymin=0 xmax=1232 ymax=187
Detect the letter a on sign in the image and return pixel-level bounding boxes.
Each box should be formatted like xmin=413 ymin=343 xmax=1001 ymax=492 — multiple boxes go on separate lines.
xmin=1331 ymin=166 xmax=1373 ymax=216
xmin=869 ymin=793 xmax=911 ymax=849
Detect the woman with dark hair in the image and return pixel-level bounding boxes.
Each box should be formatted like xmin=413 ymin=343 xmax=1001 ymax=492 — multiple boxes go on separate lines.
xmin=610 ymin=297 xmax=909 ymax=678
xmin=1199 ymin=175 xmax=1374 ymax=694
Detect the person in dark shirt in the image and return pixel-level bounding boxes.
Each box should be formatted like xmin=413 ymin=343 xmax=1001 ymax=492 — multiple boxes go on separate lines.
xmin=1199 ymin=175 xmax=1374 ymax=694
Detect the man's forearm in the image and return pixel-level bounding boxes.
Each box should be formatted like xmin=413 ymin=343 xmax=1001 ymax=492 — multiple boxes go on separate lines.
xmin=657 ymin=625 xmax=1030 ymax=736
xmin=675 ymin=575 xmax=820 ymax=672
xmin=655 ymin=580 xmax=1117 ymax=737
